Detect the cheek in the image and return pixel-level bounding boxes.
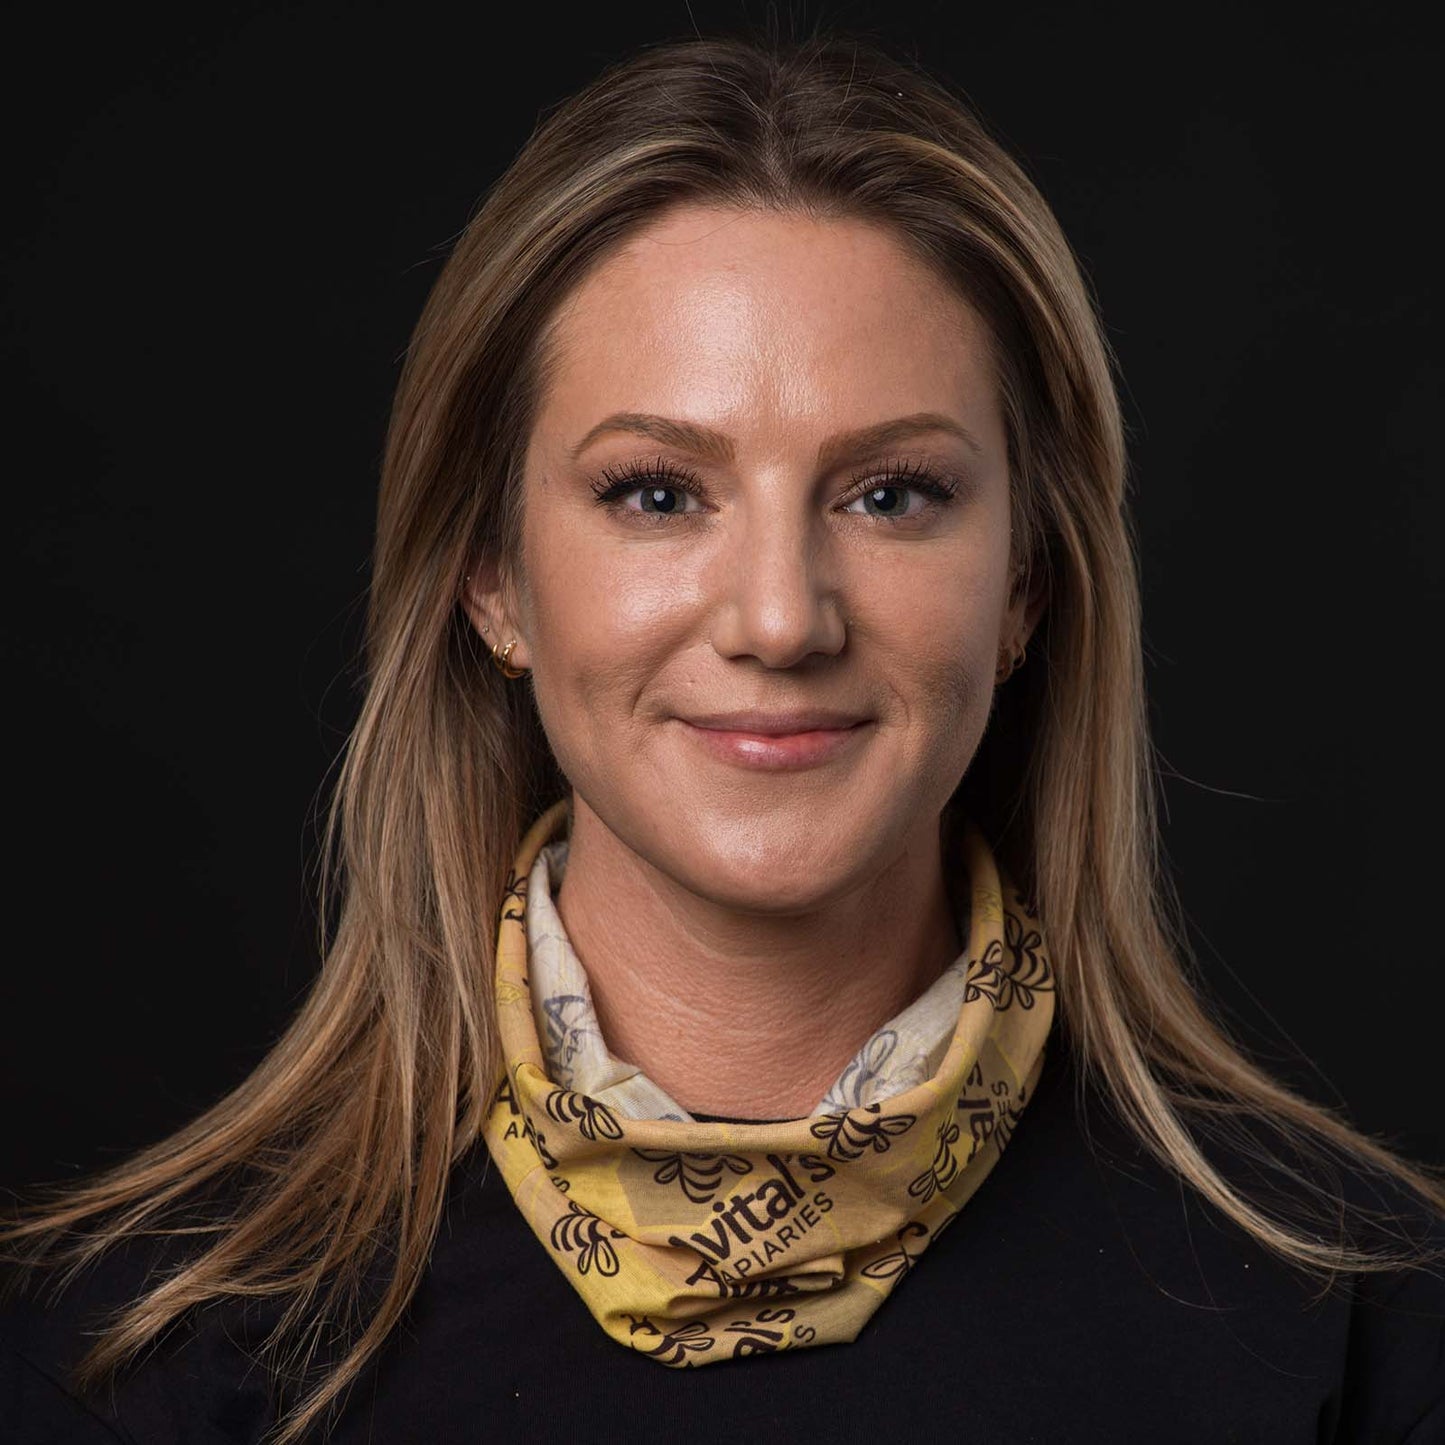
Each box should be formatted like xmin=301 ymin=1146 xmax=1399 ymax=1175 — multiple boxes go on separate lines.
xmin=521 ymin=528 xmax=701 ymax=759
xmin=874 ymin=555 xmax=1003 ymax=762
xmin=894 ymin=614 xmax=993 ymax=740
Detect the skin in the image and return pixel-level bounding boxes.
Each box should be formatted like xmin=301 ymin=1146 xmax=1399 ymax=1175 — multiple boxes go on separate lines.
xmin=463 ymin=202 xmax=1040 ymax=1118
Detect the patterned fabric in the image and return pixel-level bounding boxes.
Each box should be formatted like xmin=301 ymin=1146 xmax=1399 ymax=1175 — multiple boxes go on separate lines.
xmin=482 ymin=800 xmax=1056 ymax=1366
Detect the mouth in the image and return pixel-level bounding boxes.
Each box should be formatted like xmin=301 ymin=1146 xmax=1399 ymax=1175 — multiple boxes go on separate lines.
xmin=676 ymin=714 xmax=873 ymax=772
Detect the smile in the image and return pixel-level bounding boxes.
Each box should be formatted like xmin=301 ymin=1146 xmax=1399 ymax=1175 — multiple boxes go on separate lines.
xmin=677 ymin=719 xmax=873 ymax=771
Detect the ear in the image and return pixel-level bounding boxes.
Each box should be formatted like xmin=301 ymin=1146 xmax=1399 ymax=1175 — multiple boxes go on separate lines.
xmin=459 ymin=556 xmax=531 ymax=670
xmin=1017 ymin=563 xmax=1048 ymax=649
xmin=1003 ymin=556 xmax=1048 ymax=654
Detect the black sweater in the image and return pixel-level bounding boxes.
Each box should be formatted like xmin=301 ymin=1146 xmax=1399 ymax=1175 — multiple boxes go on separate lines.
xmin=4 ymin=1024 xmax=1443 ymax=1444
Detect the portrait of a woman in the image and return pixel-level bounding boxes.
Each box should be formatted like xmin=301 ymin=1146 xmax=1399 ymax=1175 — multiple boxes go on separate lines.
xmin=4 ymin=21 xmax=1443 ymax=1445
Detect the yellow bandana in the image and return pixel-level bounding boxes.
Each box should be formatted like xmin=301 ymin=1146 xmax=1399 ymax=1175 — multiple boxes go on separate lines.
xmin=482 ymin=801 xmax=1056 ymax=1365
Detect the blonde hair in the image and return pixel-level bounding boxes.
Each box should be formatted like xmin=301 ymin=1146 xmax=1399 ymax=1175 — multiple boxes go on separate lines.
xmin=5 ymin=27 xmax=1443 ymax=1444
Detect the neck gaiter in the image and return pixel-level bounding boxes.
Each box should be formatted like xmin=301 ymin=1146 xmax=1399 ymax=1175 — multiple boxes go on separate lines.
xmin=481 ymin=801 xmax=1055 ymax=1365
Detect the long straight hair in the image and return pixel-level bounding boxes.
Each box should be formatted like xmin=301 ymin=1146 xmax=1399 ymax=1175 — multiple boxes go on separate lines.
xmin=6 ymin=28 xmax=1443 ymax=1444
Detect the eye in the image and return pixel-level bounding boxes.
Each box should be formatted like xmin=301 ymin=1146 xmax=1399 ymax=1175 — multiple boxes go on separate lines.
xmin=840 ymin=460 xmax=960 ymax=522
xmin=630 ymin=483 xmax=705 ymax=515
xmin=589 ymin=458 xmax=707 ymax=520
xmin=845 ymin=484 xmax=924 ymax=520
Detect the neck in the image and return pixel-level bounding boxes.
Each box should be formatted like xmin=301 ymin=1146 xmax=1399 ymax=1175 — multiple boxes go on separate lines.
xmin=552 ymin=796 xmax=962 ymax=1119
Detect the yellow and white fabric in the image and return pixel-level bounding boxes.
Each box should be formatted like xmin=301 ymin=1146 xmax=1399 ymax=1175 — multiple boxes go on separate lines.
xmin=482 ymin=800 xmax=1056 ymax=1365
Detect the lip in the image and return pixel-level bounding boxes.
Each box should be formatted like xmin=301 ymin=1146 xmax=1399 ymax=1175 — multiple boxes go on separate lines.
xmin=677 ymin=715 xmax=873 ymax=771
xmin=681 ymin=708 xmax=871 ymax=734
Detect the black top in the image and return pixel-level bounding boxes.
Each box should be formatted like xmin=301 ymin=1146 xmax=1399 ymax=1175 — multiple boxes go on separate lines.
xmin=4 ymin=1023 xmax=1443 ymax=1444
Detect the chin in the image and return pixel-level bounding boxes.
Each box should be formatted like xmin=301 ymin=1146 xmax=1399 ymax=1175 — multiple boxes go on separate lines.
xmin=689 ymin=866 xmax=857 ymax=917
xmin=672 ymin=817 xmax=876 ymax=914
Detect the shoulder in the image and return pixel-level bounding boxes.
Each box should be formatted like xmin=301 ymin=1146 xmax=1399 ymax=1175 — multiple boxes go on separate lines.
xmin=1 ymin=1227 xmax=283 ymax=1445
xmin=0 ymin=1333 xmax=132 ymax=1443
xmin=1324 ymin=1163 xmax=1445 ymax=1441
xmin=1060 ymin=1040 xmax=1445 ymax=1436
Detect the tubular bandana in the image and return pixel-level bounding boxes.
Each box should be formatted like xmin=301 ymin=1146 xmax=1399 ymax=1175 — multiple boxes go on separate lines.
xmin=482 ymin=800 xmax=1056 ymax=1365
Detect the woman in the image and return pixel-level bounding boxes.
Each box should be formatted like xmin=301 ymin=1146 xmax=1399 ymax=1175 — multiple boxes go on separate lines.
xmin=3 ymin=28 xmax=1442 ymax=1445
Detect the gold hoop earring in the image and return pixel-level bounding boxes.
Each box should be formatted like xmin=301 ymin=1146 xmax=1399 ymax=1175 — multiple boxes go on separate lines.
xmin=491 ymin=638 xmax=528 ymax=679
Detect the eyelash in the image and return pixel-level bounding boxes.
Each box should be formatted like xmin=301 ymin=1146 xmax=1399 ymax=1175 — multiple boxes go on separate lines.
xmin=587 ymin=455 xmax=961 ymax=525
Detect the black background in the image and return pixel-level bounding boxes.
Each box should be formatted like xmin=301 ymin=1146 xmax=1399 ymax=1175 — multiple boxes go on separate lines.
xmin=3 ymin=0 xmax=1441 ymax=1195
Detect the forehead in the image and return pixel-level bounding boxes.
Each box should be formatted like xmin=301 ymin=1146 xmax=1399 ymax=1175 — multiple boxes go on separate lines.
xmin=533 ymin=203 xmax=997 ymax=445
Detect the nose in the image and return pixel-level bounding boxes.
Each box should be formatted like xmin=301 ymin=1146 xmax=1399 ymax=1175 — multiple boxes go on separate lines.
xmin=708 ymin=504 xmax=848 ymax=668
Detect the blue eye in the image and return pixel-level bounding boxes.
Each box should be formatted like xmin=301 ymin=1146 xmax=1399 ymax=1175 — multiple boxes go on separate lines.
xmin=845 ymin=484 xmax=929 ymax=519
xmin=839 ymin=460 xmax=961 ymax=524
xmin=589 ymin=459 xmax=707 ymax=520
xmin=631 ymin=483 xmax=704 ymax=514
xmin=588 ymin=456 xmax=960 ymax=525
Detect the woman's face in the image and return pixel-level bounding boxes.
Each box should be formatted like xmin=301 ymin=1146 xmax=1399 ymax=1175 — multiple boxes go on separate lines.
xmin=468 ymin=202 xmax=1029 ymax=912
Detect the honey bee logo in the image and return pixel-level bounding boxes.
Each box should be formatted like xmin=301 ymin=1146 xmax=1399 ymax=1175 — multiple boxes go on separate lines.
xmin=500 ymin=870 xmax=528 ymax=925
xmin=906 ymin=1117 xmax=961 ymax=1202
xmin=965 ymin=920 xmax=1053 ymax=1012
xmin=544 ymin=1088 xmax=624 ymax=1142
xmin=809 ymin=1104 xmax=916 ymax=1162
xmin=860 ymin=1219 xmax=931 ymax=1282
xmin=820 ymin=1030 xmax=899 ymax=1111
xmin=549 ymin=1199 xmax=625 ymax=1277
xmin=631 ymin=1148 xmax=754 ymax=1204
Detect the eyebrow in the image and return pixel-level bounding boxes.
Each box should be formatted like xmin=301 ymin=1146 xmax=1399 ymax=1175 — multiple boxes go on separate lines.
xmin=567 ymin=410 xmax=985 ymax=467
